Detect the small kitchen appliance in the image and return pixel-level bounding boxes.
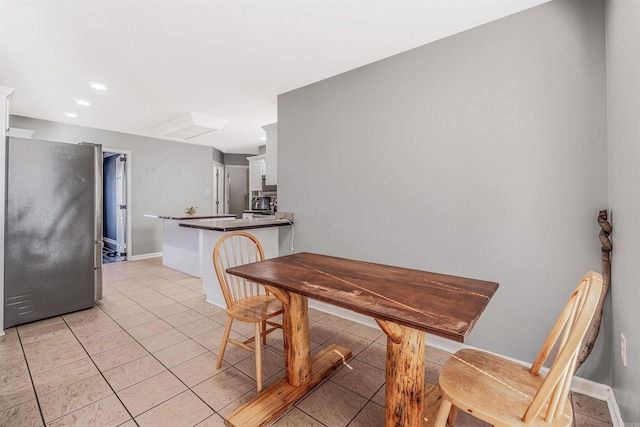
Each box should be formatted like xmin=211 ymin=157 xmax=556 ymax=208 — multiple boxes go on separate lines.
xmin=251 ymin=196 xmax=271 ymax=211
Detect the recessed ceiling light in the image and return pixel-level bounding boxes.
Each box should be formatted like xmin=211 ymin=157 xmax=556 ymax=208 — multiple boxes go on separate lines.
xmin=222 ymin=149 xmax=228 ymax=152
xmin=91 ymin=83 xmax=107 ymax=91
xmin=76 ymin=100 xmax=91 ymax=106
xmin=260 ymin=137 xmax=266 ymax=141
xmin=65 ymin=113 xmax=78 ymax=118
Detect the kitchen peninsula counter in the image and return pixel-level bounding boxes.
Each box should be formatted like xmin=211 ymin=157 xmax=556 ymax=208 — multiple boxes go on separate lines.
xmin=144 ymin=213 xmax=236 ymax=220
xmin=146 ymin=213 xmax=236 ymax=277
xmin=149 ymin=214 xmax=292 ymax=307
xmin=179 ymin=218 xmax=292 ymax=307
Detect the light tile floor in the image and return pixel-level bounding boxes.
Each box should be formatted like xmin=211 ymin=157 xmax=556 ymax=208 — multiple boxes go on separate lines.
xmin=0 ymin=258 xmax=614 ymax=426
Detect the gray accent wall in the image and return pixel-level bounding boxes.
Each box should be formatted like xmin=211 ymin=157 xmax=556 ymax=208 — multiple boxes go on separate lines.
xmin=223 ymin=153 xmax=251 ymax=166
xmin=212 ymin=148 xmax=224 ymax=164
xmin=278 ymin=0 xmax=610 ymax=384
xmin=10 ymin=115 xmax=217 ymax=257
xmin=606 ymin=0 xmax=640 ymax=423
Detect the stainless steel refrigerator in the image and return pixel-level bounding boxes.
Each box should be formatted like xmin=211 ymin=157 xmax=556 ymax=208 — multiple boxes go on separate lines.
xmin=4 ymin=137 xmax=103 ymax=328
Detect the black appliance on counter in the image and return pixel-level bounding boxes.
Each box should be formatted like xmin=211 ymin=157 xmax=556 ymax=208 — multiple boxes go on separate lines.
xmin=251 ymin=196 xmax=271 ymax=211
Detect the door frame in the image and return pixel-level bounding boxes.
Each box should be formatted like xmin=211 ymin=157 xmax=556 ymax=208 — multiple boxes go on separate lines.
xmin=212 ymin=160 xmax=224 ymax=214
xmin=103 ymin=147 xmax=132 ymax=260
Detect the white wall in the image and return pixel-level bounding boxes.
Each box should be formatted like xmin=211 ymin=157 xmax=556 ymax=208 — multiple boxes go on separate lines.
xmin=606 ymin=0 xmax=640 ymax=423
xmin=278 ymin=0 xmax=610 ymax=383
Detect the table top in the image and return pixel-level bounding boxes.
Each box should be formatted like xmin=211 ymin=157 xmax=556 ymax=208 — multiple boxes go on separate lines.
xmin=227 ymin=252 xmax=498 ymax=342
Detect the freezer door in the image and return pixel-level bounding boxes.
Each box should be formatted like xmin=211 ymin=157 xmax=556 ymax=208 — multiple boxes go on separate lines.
xmin=4 ymin=137 xmax=98 ymax=327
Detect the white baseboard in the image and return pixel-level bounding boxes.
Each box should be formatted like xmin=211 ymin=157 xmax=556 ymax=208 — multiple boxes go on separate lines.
xmin=308 ymin=301 xmax=623 ymax=426
xmin=128 ymin=252 xmax=162 ymax=261
xmin=570 ymin=378 xmax=624 ymax=426
xmin=205 ymin=298 xmax=225 ymax=310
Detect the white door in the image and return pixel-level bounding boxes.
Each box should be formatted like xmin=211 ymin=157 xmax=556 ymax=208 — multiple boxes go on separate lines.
xmin=115 ymin=154 xmax=127 ymax=258
xmin=103 ymin=148 xmax=132 ymax=262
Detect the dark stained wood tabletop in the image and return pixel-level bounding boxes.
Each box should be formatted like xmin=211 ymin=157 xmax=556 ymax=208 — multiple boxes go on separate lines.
xmin=227 ymin=252 xmax=498 ymax=342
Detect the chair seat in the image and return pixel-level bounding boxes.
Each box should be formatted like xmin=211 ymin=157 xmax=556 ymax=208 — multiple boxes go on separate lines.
xmin=439 ymin=348 xmax=573 ymax=427
xmin=227 ymin=294 xmax=283 ymax=322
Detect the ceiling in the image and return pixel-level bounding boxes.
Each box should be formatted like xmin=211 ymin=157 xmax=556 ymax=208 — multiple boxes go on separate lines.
xmin=0 ymin=0 xmax=548 ymax=154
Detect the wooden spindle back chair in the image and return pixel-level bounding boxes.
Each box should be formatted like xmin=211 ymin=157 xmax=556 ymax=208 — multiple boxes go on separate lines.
xmin=433 ymin=270 xmax=603 ymax=426
xmin=213 ymin=231 xmax=283 ymax=392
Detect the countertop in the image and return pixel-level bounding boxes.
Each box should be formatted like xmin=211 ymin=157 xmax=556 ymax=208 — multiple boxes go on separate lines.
xmin=145 ymin=214 xmax=236 ymax=220
xmin=178 ymin=217 xmax=292 ymax=232
xmin=242 ymin=210 xmax=275 ymax=214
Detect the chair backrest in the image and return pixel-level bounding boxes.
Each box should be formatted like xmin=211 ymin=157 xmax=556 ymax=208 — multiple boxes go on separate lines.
xmin=213 ymin=231 xmax=267 ymax=309
xmin=523 ymin=270 xmax=603 ymax=424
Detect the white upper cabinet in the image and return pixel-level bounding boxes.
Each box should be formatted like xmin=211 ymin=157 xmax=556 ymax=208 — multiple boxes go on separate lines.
xmin=247 ymin=154 xmax=266 ymax=192
xmin=262 ymin=123 xmax=277 ymax=185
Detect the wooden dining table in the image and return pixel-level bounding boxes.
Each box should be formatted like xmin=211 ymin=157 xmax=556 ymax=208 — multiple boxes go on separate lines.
xmin=223 ymin=252 xmax=499 ymax=427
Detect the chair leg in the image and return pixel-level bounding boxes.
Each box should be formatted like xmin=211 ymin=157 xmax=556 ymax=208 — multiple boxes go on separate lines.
xmin=216 ymin=317 xmax=233 ymax=369
xmin=261 ymin=319 xmax=267 ymax=345
xmin=434 ymin=399 xmax=453 ymax=427
xmin=255 ymin=322 xmax=263 ymax=392
xmin=448 ymin=406 xmax=458 ymax=425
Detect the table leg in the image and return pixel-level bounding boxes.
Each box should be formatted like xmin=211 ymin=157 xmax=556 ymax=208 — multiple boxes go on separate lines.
xmin=283 ymin=292 xmax=311 ymax=386
xmin=384 ymin=324 xmax=425 ymax=427
xmin=224 ymin=291 xmax=351 ymax=427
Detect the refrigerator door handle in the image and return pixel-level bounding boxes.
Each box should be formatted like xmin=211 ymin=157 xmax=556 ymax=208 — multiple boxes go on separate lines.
xmin=94 ymin=266 xmax=103 ymax=302
xmin=95 ymin=240 xmax=103 ymax=269
xmin=94 ymin=240 xmax=103 ymax=302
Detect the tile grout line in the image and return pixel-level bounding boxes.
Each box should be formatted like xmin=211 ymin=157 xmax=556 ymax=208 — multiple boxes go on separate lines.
xmin=79 ymin=272 xmax=216 ymax=423
xmin=44 ymin=272 xmax=196 ymax=425
xmin=108 ymin=268 xmax=330 ymax=424
xmin=342 ymin=380 xmax=386 ymax=427
xmin=59 ymin=312 xmax=141 ymax=427
xmin=97 ymin=281 xmax=208 ymax=424
xmin=13 ymin=327 xmax=47 ymax=427
xmin=96 ymin=273 xmax=239 ymax=425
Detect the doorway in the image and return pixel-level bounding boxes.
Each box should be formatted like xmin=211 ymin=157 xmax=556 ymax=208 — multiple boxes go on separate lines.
xmin=103 ymin=149 xmax=131 ymax=263
xmin=225 ymin=165 xmax=249 ymax=218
